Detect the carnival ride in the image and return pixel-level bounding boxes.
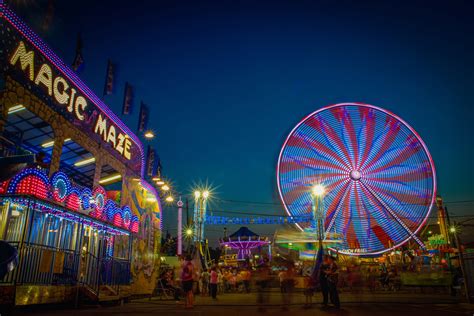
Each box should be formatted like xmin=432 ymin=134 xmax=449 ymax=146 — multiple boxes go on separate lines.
xmin=219 ymin=226 xmax=270 ymax=260
xmin=277 ymin=103 xmax=436 ymax=256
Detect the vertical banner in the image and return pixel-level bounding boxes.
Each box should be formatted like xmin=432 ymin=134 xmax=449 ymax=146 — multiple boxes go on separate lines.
xmin=103 ymin=59 xmax=115 ymax=96
xmin=41 ymin=0 xmax=55 ymax=32
xmin=122 ymin=82 xmax=134 ymax=115
xmin=72 ymin=33 xmax=84 ymax=72
xmin=146 ymin=145 xmax=155 ymax=177
xmin=152 ymin=154 xmax=161 ymax=178
xmin=137 ymin=101 xmax=149 ymax=132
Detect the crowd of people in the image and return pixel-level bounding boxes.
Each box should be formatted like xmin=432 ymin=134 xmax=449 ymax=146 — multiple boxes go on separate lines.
xmin=154 ymin=249 xmax=463 ymax=312
xmin=157 ymin=252 xmax=461 ymax=310
xmin=157 ymin=254 xmax=342 ymax=310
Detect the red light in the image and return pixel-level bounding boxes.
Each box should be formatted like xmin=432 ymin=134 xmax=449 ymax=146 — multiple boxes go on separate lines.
xmin=113 ymin=213 xmax=123 ymax=227
xmin=66 ymin=193 xmax=81 ymax=211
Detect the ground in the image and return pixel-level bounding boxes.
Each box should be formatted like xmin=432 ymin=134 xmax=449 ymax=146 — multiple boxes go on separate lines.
xmin=8 ymin=291 xmax=474 ymax=316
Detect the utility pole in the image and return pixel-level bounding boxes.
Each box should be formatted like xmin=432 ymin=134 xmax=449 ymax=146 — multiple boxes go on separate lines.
xmin=452 ymin=221 xmax=472 ymax=303
xmin=185 ymin=198 xmax=189 ymax=226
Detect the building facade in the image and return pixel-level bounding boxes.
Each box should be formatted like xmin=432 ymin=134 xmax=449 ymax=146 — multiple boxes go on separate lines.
xmin=0 ymin=4 xmax=162 ymax=306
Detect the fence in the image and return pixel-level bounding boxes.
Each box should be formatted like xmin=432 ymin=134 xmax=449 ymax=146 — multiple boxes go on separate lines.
xmin=0 ymin=196 xmax=131 ymax=301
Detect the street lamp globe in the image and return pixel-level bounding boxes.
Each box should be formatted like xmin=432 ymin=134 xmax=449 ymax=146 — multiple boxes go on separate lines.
xmin=312 ymin=184 xmax=325 ymax=197
xmin=202 ymin=190 xmax=210 ymax=199
xmin=194 ymin=191 xmax=201 ymax=199
xmin=144 ymin=130 xmax=155 ymax=139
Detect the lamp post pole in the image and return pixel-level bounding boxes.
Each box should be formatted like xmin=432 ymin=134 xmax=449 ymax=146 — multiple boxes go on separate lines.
xmin=177 ymin=198 xmax=183 ymax=256
xmin=311 ymin=184 xmax=325 ymax=248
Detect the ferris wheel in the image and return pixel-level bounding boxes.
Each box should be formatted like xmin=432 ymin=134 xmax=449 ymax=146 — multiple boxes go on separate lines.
xmin=277 ymin=103 xmax=436 ymax=256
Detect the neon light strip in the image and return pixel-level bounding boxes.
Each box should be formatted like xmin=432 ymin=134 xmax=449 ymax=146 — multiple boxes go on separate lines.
xmin=8 ymin=104 xmax=25 ymax=114
xmin=5 ymin=197 xmax=129 ymax=235
xmin=74 ymin=156 xmax=96 ymax=167
xmin=0 ymin=4 xmax=145 ymax=177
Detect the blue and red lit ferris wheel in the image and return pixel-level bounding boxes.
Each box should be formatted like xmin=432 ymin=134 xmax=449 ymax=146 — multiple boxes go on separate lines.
xmin=277 ymin=103 xmax=436 ymax=256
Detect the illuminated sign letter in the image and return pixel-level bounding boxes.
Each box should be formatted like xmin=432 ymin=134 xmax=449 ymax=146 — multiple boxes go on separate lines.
xmin=116 ymin=134 xmax=125 ymax=155
xmin=106 ymin=125 xmax=117 ymax=148
xmin=34 ymin=63 xmax=53 ymax=96
xmin=94 ymin=114 xmax=108 ymax=141
xmin=53 ymin=77 xmax=69 ymax=105
xmin=68 ymin=88 xmax=77 ymax=113
xmin=9 ymin=41 xmax=35 ymax=81
xmin=123 ymin=137 xmax=132 ymax=160
xmin=74 ymin=96 xmax=87 ymax=121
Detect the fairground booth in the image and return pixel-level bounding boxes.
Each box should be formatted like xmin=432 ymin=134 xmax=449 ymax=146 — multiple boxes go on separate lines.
xmin=0 ymin=4 xmax=162 ymax=306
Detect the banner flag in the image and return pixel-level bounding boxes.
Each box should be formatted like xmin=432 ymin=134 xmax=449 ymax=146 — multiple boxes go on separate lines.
xmin=137 ymin=101 xmax=149 ymax=132
xmin=122 ymin=82 xmax=133 ymax=115
xmin=103 ymin=59 xmax=115 ymax=96
xmin=146 ymin=145 xmax=155 ymax=177
xmin=72 ymin=33 xmax=84 ymax=72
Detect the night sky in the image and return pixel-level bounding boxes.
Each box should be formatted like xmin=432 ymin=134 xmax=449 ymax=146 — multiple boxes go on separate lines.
xmin=9 ymin=0 xmax=474 ymax=245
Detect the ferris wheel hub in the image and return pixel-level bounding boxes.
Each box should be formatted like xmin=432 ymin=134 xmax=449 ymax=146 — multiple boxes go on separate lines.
xmin=349 ymin=170 xmax=362 ymax=181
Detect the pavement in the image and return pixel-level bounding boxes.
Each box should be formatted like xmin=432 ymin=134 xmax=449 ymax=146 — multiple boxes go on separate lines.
xmin=7 ymin=291 xmax=474 ymax=316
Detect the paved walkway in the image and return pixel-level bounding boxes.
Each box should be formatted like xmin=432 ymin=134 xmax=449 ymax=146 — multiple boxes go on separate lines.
xmin=8 ymin=291 xmax=473 ymax=316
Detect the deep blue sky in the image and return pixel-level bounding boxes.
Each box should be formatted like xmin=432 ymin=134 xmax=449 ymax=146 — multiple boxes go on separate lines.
xmin=10 ymin=0 xmax=473 ymax=244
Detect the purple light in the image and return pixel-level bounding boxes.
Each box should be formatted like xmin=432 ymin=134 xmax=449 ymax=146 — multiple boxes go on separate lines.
xmin=220 ymin=236 xmax=270 ymax=260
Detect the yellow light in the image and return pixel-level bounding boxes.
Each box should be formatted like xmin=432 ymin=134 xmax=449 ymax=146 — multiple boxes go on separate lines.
xmin=186 ymin=229 xmax=193 ymax=236
xmin=161 ymin=185 xmax=170 ymax=191
xmin=74 ymin=157 xmax=96 ymax=167
xmin=288 ymin=242 xmax=293 ymax=246
xmin=165 ymin=196 xmax=174 ymax=202
xmin=194 ymin=191 xmax=201 ymax=199
xmin=99 ymin=173 xmax=122 ymax=184
xmin=311 ymin=184 xmax=325 ymax=197
xmin=203 ymin=190 xmax=210 ymax=199
xmin=8 ymin=104 xmax=25 ymax=114
xmin=156 ymin=181 xmax=165 ymax=185
xmin=152 ymin=177 xmax=161 ymax=181
xmin=41 ymin=138 xmax=71 ymax=148
xmin=146 ymin=197 xmax=156 ymax=202
xmin=144 ymin=130 xmax=155 ymax=139
xmin=450 ymin=226 xmax=456 ymax=233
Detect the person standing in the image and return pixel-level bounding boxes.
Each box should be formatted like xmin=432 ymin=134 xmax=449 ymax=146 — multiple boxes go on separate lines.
xmin=242 ymin=268 xmax=251 ymax=293
xmin=217 ymin=269 xmax=224 ymax=294
xmin=201 ymin=269 xmax=209 ymax=296
xmin=210 ymin=266 xmax=219 ymax=300
xmin=181 ymin=255 xmax=195 ymax=309
xmin=325 ymin=256 xmax=340 ymax=309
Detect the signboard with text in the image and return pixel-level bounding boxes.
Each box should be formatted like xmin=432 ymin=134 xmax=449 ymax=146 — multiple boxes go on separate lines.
xmin=0 ymin=5 xmax=143 ymax=175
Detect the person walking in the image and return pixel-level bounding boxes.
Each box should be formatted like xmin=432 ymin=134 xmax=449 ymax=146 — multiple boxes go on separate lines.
xmin=181 ymin=255 xmax=195 ymax=309
xmin=281 ymin=261 xmax=296 ymax=311
xmin=255 ymin=257 xmax=271 ymax=312
xmin=210 ymin=266 xmax=219 ymax=300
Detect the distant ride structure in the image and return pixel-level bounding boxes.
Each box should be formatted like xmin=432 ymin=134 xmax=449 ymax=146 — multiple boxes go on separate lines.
xmin=219 ymin=227 xmax=270 ymax=261
xmin=277 ymin=103 xmax=436 ymax=256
